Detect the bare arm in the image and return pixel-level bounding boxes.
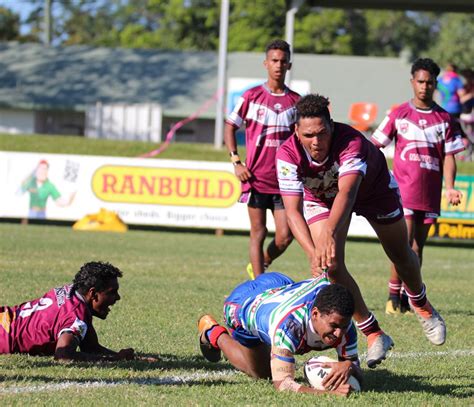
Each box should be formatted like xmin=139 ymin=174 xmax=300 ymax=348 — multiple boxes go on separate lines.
xmin=282 ymin=195 xmax=315 ymax=259
xmin=443 ymin=154 xmax=462 ymax=206
xmin=55 ymin=191 xmax=76 ymax=207
xmin=271 ymin=347 xmax=350 ymax=396
xmin=54 ymin=332 xmax=135 ymax=362
xmin=313 ymin=174 xmax=362 ymax=274
xmin=224 ymin=122 xmax=252 ymax=181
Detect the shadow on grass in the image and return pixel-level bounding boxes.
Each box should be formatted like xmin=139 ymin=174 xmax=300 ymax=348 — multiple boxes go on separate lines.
xmin=364 ymin=369 xmax=474 ymax=397
xmin=0 ymin=352 xmax=233 ymax=372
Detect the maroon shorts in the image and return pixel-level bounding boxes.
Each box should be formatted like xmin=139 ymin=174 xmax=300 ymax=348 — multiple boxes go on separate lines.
xmin=403 ymin=208 xmax=438 ymax=225
xmin=239 ymin=190 xmax=285 ymax=211
xmin=305 ymin=188 xmax=403 ymax=226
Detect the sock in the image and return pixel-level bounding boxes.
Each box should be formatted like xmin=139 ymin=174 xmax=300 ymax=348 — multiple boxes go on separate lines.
xmin=388 ymin=278 xmax=402 ymax=300
xmin=205 ymin=325 xmax=227 ymax=349
xmin=356 ymin=313 xmax=382 ymax=337
xmin=400 ymin=287 xmax=410 ymax=306
xmin=405 ymin=284 xmax=430 ymax=308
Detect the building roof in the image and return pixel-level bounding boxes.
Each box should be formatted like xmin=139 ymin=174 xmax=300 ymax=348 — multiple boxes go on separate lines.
xmin=0 ymin=41 xmax=413 ymax=122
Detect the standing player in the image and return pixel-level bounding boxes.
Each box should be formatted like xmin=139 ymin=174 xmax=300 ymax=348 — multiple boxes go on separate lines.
xmin=198 ymin=272 xmax=362 ymax=397
xmin=224 ymin=39 xmax=300 ymax=279
xmin=276 ymin=94 xmax=447 ymax=368
xmin=371 ymin=58 xmax=464 ymax=315
xmin=437 ymin=62 xmax=464 ymax=119
xmin=0 ymin=261 xmax=135 ymax=361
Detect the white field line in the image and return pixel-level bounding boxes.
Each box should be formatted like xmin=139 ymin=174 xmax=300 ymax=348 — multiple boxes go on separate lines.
xmin=0 ymin=370 xmax=237 ymax=394
xmin=360 ymin=348 xmax=474 ymax=360
xmin=1 ymin=349 xmax=473 ymax=395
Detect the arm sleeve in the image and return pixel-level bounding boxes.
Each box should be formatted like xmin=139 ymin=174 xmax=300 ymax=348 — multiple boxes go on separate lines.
xmin=57 ymin=305 xmax=90 ymax=342
xmin=338 ymin=138 xmax=368 ymax=178
xmin=444 ymin=116 xmax=466 ymax=155
xmin=271 ymin=315 xmax=304 ymax=354
xmin=48 ymin=182 xmax=61 ymax=200
xmin=336 ymin=322 xmax=359 ymax=362
xmin=276 ymin=146 xmax=304 ymax=196
xmin=371 ymin=113 xmax=397 ymax=148
xmin=226 ymin=91 xmax=250 ymax=129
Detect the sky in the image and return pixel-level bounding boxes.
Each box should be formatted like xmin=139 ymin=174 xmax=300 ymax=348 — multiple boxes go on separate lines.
xmin=1 ymin=0 xmax=36 ymax=19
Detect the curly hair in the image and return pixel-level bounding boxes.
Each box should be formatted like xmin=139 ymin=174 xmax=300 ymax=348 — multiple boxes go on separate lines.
xmin=72 ymin=261 xmax=122 ymax=294
xmin=411 ymin=58 xmax=440 ymax=78
xmin=314 ymin=284 xmax=355 ymax=318
xmin=295 ymin=94 xmax=331 ymax=123
xmin=265 ymin=39 xmax=291 ymax=60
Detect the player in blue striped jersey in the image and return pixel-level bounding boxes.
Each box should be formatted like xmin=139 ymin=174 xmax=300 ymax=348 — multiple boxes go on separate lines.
xmin=198 ymin=272 xmax=362 ymax=396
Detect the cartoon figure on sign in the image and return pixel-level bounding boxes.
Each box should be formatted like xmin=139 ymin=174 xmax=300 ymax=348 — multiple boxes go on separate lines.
xmin=20 ymin=160 xmax=76 ymax=219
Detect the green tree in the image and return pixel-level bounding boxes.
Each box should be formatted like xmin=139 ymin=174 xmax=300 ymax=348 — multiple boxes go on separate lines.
xmin=0 ymin=6 xmax=20 ymax=41
xmin=364 ymin=10 xmax=437 ymax=58
xmin=428 ymin=13 xmax=474 ymax=69
xmin=227 ymin=0 xmax=286 ymax=52
xmin=294 ymin=8 xmax=366 ymax=55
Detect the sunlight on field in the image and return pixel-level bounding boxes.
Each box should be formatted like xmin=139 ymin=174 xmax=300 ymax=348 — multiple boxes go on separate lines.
xmin=0 ymin=223 xmax=473 ymax=405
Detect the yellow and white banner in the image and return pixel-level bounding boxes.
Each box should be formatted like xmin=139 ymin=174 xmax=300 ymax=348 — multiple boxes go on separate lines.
xmin=3 ymin=151 xmax=470 ymax=239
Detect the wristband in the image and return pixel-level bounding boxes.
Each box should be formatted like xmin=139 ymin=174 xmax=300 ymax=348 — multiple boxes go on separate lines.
xmin=232 ymin=160 xmax=242 ymax=166
xmin=230 ymin=152 xmax=241 ymax=164
xmin=229 ymin=151 xmax=239 ymax=157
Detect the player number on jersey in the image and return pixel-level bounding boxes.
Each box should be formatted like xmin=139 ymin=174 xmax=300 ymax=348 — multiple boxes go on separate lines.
xmin=19 ymin=298 xmax=54 ymax=318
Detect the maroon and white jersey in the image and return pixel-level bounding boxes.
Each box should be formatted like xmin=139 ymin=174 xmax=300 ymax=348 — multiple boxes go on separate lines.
xmin=227 ymin=83 xmax=300 ymax=194
xmin=277 ymin=123 xmax=400 ymax=223
xmin=371 ymin=101 xmax=464 ymax=213
xmin=0 ymin=284 xmax=94 ymax=355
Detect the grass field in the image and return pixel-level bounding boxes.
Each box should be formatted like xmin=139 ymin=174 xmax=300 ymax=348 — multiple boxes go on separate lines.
xmin=0 ymin=222 xmax=473 ymax=405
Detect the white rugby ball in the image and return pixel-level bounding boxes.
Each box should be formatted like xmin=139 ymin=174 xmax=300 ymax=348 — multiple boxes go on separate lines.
xmin=304 ymin=355 xmax=361 ymax=392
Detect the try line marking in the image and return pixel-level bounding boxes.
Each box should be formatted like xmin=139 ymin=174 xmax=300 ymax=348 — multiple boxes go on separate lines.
xmin=1 ymin=349 xmax=473 ymax=394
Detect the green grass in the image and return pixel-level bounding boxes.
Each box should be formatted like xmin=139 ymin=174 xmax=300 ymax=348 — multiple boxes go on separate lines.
xmin=0 ymin=223 xmax=473 ymax=405
xmin=0 ymin=133 xmax=232 ymax=162
xmin=1 ymin=133 xmax=473 ymax=174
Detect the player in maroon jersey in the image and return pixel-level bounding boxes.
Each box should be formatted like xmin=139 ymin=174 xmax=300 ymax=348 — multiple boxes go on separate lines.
xmin=276 ymin=94 xmax=447 ymax=369
xmin=371 ymin=58 xmax=464 ymax=315
xmin=0 ymin=261 xmax=135 ymax=361
xmin=224 ymin=39 xmax=300 ymax=279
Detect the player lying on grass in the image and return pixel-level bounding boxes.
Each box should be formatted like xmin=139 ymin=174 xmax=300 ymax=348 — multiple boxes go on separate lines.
xmin=0 ymin=261 xmax=135 ymax=361
xmin=198 ymin=272 xmax=362 ymax=397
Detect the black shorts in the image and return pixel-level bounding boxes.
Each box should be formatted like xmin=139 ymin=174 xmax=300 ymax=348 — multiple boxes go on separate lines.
xmin=239 ymin=190 xmax=285 ymax=210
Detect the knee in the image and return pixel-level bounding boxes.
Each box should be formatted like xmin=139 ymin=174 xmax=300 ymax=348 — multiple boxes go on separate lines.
xmin=274 ymin=234 xmax=293 ymax=250
xmin=391 ymin=247 xmax=419 ymax=272
xmin=250 ymin=225 xmax=268 ymax=242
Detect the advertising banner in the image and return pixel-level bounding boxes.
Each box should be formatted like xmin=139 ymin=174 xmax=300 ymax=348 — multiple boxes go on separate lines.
xmin=0 ymin=152 xmax=252 ymax=230
xmin=1 ymin=151 xmax=471 ymax=239
xmin=428 ymin=174 xmax=474 ymax=239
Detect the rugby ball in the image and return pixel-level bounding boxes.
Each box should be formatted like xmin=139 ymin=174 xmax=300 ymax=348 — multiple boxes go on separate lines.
xmin=304 ymin=355 xmax=361 ymax=392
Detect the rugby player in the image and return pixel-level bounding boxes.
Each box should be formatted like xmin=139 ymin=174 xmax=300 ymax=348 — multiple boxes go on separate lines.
xmin=0 ymin=261 xmax=135 ymax=361
xmin=198 ymin=272 xmax=362 ymax=396
xmin=275 ymin=94 xmax=447 ymax=368
xmin=371 ymin=58 xmax=464 ymax=315
xmin=224 ymin=39 xmax=300 ymax=279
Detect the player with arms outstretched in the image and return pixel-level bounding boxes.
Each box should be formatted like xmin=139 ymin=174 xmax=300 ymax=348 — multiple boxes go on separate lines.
xmin=0 ymin=261 xmax=135 ymax=361
xmin=224 ymin=39 xmax=300 ymax=279
xmin=198 ymin=273 xmax=362 ymax=397
xmin=371 ymin=58 xmax=464 ymax=314
xmin=275 ymin=94 xmax=447 ymax=368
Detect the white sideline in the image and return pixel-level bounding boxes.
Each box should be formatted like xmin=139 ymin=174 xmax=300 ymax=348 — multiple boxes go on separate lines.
xmin=361 ymin=349 xmax=474 ymax=360
xmin=0 ymin=370 xmax=237 ymax=394
xmin=1 ymin=349 xmax=473 ymax=395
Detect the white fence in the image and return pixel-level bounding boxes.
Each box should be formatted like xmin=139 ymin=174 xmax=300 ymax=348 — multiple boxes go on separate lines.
xmin=85 ymin=102 xmax=162 ymax=142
